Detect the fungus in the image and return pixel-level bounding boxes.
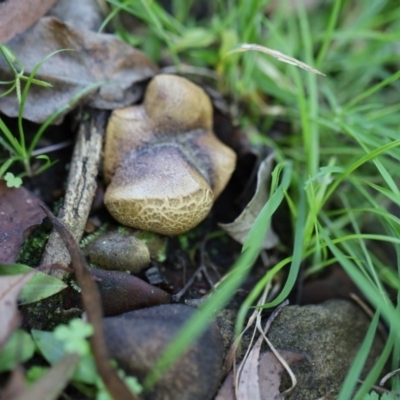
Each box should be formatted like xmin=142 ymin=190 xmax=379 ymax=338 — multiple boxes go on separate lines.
xmin=103 ymin=74 xmax=236 ymax=235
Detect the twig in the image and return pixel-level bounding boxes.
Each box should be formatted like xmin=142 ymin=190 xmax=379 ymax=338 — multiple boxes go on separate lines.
xmin=41 ymin=108 xmax=108 ymax=278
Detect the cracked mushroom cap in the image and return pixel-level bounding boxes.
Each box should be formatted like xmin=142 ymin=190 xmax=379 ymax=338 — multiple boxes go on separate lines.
xmin=103 ymin=74 xmax=236 ymax=235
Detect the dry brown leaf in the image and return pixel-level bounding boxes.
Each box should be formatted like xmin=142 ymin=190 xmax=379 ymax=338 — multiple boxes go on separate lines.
xmin=258 ymin=350 xmax=305 ymax=400
xmin=48 ymin=0 xmax=105 ymax=31
xmin=0 ymin=17 xmax=159 ymax=124
xmin=0 ymin=272 xmax=34 ymax=349
xmin=10 ymin=354 xmax=80 ymax=400
xmin=216 ymin=350 xmax=304 ymax=400
xmin=0 ymin=0 xmax=57 ymax=43
xmin=0 ymin=180 xmax=46 ymax=264
xmin=0 ymin=366 xmax=27 ymax=399
xmin=219 ymin=153 xmax=279 ymax=249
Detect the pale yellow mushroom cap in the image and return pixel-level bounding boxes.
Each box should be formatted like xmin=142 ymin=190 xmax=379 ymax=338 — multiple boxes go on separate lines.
xmin=103 ymin=74 xmax=236 ymax=235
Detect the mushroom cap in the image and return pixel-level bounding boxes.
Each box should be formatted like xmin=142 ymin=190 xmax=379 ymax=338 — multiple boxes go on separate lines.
xmin=103 ymin=74 xmax=236 ymax=235
xmin=104 ymin=146 xmax=214 ymax=235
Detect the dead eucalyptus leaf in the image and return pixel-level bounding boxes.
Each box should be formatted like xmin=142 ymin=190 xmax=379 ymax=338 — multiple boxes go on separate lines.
xmin=0 ymin=17 xmax=159 ymax=124
xmin=215 ymin=350 xmax=304 ymax=400
xmin=11 ymin=353 xmax=80 ymax=400
xmin=48 ymin=0 xmax=105 ymax=31
xmin=0 ymin=0 xmax=57 ymax=43
xmin=0 ymin=366 xmax=26 ymax=399
xmin=219 ymin=153 xmax=279 ymax=249
xmin=0 ymin=180 xmax=46 ymax=264
xmin=0 ymin=272 xmax=34 ymax=349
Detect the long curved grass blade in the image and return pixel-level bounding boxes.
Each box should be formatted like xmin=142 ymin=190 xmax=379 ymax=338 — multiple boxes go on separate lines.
xmin=144 ymin=160 xmax=293 ymax=388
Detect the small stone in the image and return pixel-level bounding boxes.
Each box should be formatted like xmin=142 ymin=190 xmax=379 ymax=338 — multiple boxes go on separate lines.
xmin=84 ymin=230 xmax=150 ymax=273
xmin=103 ymin=304 xmax=224 ymax=400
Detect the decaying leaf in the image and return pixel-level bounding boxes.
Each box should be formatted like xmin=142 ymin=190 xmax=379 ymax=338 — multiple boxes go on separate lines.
xmin=11 ymin=353 xmax=80 ymax=400
xmin=0 ymin=366 xmax=26 ymax=400
xmin=0 ymin=180 xmax=46 ymax=264
xmin=0 ymin=0 xmax=57 ymax=43
xmin=219 ymin=153 xmax=279 ymax=249
xmin=0 ymin=272 xmax=34 ymax=349
xmin=0 ymin=17 xmax=159 ymax=124
xmin=48 ymin=0 xmax=105 ymax=31
xmin=216 ymin=350 xmax=304 ymax=400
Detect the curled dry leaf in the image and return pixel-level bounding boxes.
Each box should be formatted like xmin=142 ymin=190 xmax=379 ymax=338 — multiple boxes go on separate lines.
xmin=0 ymin=366 xmax=26 ymax=400
xmin=0 ymin=0 xmax=57 ymax=43
xmin=219 ymin=153 xmax=279 ymax=249
xmin=48 ymin=0 xmax=105 ymax=31
xmin=0 ymin=272 xmax=34 ymax=349
xmin=11 ymin=353 xmax=80 ymax=400
xmin=216 ymin=350 xmax=304 ymax=400
xmin=0 ymin=17 xmax=159 ymax=124
xmin=0 ymin=180 xmax=46 ymax=264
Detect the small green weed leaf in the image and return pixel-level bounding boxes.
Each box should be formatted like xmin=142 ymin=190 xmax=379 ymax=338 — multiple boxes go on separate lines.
xmin=364 ymin=392 xmax=379 ymax=400
xmin=54 ymin=319 xmax=94 ymax=356
xmin=27 ymin=365 xmax=49 ymax=383
xmin=97 ymin=370 xmax=143 ymax=400
xmin=0 ymin=264 xmax=67 ymax=304
xmin=0 ymin=158 xmax=18 ymax=178
xmin=0 ymin=329 xmax=35 ymax=372
xmin=363 ymin=392 xmax=399 ymax=400
xmin=31 ymin=329 xmax=98 ymax=385
xmin=4 ymin=172 xmax=22 ymax=188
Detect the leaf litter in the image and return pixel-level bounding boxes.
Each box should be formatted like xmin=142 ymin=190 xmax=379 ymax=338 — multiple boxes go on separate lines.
xmin=0 ymin=271 xmax=34 ymax=349
xmin=0 ymin=16 xmax=159 ymax=124
xmin=0 ymin=0 xmax=57 ymax=43
xmin=220 ymin=153 xmax=280 ymax=249
xmin=8 ymin=353 xmax=80 ymax=400
xmin=0 ymin=180 xmax=46 ymax=265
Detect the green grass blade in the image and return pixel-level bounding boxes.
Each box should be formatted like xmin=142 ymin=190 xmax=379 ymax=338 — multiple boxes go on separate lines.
xmin=143 ymin=160 xmax=293 ymax=388
xmin=337 ymin=311 xmax=380 ymax=400
xmin=260 ymin=181 xmax=306 ymax=308
xmin=316 ymin=0 xmax=343 ymax=66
